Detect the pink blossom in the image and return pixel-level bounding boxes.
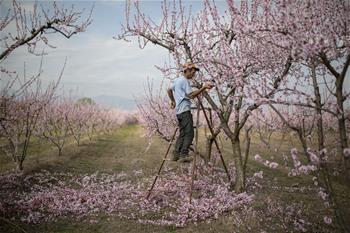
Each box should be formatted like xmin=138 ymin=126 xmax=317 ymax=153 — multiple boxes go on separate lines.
xmin=318 ymin=190 xmax=328 ymax=201
xmin=344 ymin=148 xmax=350 ymax=158
xmin=0 ymin=162 xmax=253 ymax=226
xmin=254 ymin=154 xmax=262 ymax=162
xmin=268 ymin=162 xmax=279 ymax=169
xmin=307 ymin=148 xmax=320 ymax=165
xmin=323 ymin=216 xmax=332 ymax=225
xmin=320 ymin=148 xmax=327 ymax=157
xmin=253 ymin=171 xmax=263 ymax=179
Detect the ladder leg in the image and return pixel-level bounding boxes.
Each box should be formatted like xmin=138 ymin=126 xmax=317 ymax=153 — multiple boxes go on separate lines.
xmin=197 ymin=97 xmax=233 ymax=187
xmin=189 ymin=146 xmax=197 ymax=205
xmin=146 ymin=127 xmax=178 ymax=199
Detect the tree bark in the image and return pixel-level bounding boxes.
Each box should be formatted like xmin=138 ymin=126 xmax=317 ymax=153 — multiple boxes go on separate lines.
xmin=205 ymin=137 xmax=214 ymax=162
xmin=320 ymin=53 xmax=349 ymax=176
xmin=297 ymin=130 xmax=310 ymax=161
xmin=231 ymin=137 xmax=245 ymax=193
xmin=335 ymin=81 xmax=349 ymax=173
xmin=243 ymin=127 xmax=252 ymax=180
xmin=16 ymin=160 xmax=23 ymax=171
xmin=58 ymin=147 xmax=63 ymax=157
xmin=310 ymin=61 xmax=325 ymax=151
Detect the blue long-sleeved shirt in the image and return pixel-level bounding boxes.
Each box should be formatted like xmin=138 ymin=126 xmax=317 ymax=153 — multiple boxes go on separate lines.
xmin=171 ymin=76 xmax=192 ymax=115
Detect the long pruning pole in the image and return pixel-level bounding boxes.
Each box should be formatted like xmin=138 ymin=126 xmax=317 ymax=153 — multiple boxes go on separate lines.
xmin=189 ymin=100 xmax=201 ymax=206
xmin=146 ymin=127 xmax=178 ymax=200
xmin=196 ymin=96 xmax=233 ymax=186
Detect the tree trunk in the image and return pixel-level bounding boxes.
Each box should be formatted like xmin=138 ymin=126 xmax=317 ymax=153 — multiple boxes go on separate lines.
xmin=205 ymin=137 xmax=214 ymax=162
xmin=320 ymin=54 xmax=349 ymax=177
xmin=243 ymin=127 xmax=252 ymax=180
xmin=311 ymin=60 xmax=350 ymax=232
xmin=58 ymin=147 xmax=63 ymax=157
xmin=310 ymin=61 xmax=325 ymax=151
xmin=76 ymin=137 xmax=81 ymax=146
xmin=16 ymin=160 xmax=23 ymax=171
xmin=335 ymin=80 xmax=349 ymax=177
xmin=231 ymin=137 xmax=245 ymax=193
xmin=297 ymin=130 xmax=310 ymax=162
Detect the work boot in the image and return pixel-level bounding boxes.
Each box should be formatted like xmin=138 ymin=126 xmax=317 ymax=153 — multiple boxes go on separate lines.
xmin=178 ymin=154 xmax=193 ymax=163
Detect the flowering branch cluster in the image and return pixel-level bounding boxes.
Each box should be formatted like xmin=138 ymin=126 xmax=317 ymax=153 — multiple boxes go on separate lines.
xmin=0 ymin=0 xmax=93 ymax=61
xmin=0 ymin=0 xmax=96 ymax=171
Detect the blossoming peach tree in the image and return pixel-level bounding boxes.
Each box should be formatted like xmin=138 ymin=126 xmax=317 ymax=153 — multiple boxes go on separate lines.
xmin=119 ymin=0 xmax=299 ymax=193
xmin=0 ymin=0 xmax=93 ymax=170
xmin=0 ymin=0 xmax=349 ymax=230
xmin=119 ymin=0 xmax=349 ymax=230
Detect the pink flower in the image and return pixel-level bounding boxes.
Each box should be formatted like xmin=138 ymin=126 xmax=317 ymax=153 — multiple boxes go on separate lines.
xmin=268 ymin=162 xmax=279 ymax=169
xmin=344 ymin=148 xmax=350 ymax=158
xmin=323 ymin=216 xmax=332 ymax=225
xmin=253 ymin=171 xmax=263 ymax=179
xmin=254 ymin=154 xmax=262 ymax=162
xmin=307 ymin=148 xmax=320 ymax=165
xmin=0 ymin=163 xmax=254 ymax=227
xmin=318 ymin=190 xmax=328 ymax=201
xmin=291 ymin=148 xmax=298 ymax=154
xmin=320 ymin=148 xmax=327 ymax=156
xmin=89 ymin=219 xmax=98 ymax=224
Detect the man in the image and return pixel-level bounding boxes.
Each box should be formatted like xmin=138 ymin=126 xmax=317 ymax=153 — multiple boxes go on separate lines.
xmin=167 ymin=61 xmax=213 ymax=163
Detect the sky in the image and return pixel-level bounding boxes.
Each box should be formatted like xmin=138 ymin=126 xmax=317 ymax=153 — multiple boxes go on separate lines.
xmin=1 ymin=1 xmax=349 ymax=110
xmin=1 ymin=0 xmax=201 ymax=110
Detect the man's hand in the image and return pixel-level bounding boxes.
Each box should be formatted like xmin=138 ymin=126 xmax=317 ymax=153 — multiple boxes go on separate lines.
xmin=203 ymin=81 xmax=214 ymax=90
xmin=188 ymin=81 xmax=215 ymax=99
xmin=170 ymin=101 xmax=176 ymax=109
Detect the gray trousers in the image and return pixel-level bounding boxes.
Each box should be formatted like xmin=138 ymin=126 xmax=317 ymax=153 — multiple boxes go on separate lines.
xmin=173 ymin=110 xmax=194 ymax=157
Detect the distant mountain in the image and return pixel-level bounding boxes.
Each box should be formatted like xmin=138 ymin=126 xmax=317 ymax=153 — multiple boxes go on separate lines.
xmin=92 ymin=95 xmax=137 ymax=110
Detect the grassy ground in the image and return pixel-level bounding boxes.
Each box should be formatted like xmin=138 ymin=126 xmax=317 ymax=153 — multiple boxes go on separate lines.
xmin=0 ymin=125 xmax=349 ymax=233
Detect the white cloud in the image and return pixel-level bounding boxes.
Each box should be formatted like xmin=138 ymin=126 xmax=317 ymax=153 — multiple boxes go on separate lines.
xmin=1 ymin=29 xmax=170 ymax=106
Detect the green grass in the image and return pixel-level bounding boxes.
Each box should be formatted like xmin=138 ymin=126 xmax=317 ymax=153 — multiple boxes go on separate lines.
xmin=0 ymin=125 xmax=349 ymax=233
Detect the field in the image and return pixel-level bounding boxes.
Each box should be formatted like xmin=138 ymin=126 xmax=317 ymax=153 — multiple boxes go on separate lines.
xmin=0 ymin=124 xmax=349 ymax=233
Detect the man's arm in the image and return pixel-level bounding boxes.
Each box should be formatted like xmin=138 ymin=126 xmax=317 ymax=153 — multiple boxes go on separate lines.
xmin=167 ymin=88 xmax=176 ymax=109
xmin=188 ymin=82 xmax=213 ymax=99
